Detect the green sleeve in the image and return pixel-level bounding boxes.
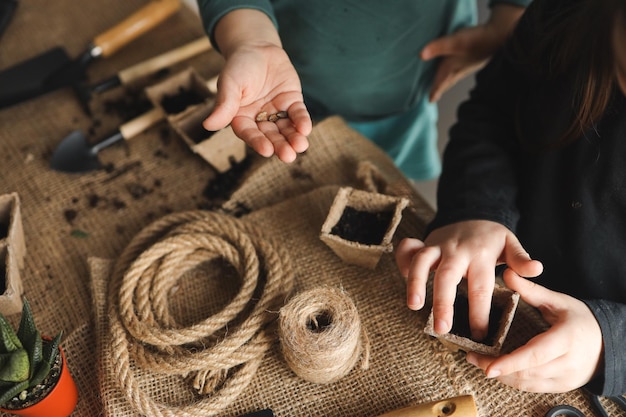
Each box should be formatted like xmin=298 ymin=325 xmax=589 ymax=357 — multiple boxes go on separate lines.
xmin=196 ymin=0 xmax=277 ymax=52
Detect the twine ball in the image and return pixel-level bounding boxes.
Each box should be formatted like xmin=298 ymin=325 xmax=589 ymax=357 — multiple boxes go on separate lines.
xmin=278 ymin=286 xmax=370 ymax=384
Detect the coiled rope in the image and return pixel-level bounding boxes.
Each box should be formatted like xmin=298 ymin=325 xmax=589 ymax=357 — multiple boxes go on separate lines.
xmin=107 ymin=211 xmax=294 ymax=417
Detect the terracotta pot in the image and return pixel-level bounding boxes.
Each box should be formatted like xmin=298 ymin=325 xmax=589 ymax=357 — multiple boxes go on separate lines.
xmin=0 ymin=346 xmax=78 ymax=417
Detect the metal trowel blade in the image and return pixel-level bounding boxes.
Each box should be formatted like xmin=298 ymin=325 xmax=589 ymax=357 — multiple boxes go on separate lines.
xmin=50 ymin=130 xmax=102 ymax=173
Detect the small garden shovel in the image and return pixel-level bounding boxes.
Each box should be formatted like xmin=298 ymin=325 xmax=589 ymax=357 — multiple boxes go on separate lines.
xmin=50 ymin=107 xmax=165 ymax=173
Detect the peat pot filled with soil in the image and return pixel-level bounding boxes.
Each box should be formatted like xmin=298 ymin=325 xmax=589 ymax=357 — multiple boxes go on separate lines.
xmin=320 ymin=187 xmax=409 ymax=269
xmin=424 ymin=281 xmax=520 ymax=356
xmin=0 ymin=299 xmax=78 ymax=417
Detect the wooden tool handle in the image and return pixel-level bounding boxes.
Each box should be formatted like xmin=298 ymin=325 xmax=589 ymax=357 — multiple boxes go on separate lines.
xmin=119 ymin=108 xmax=165 ymax=140
xmin=377 ymin=395 xmax=478 ymax=417
xmin=93 ymin=0 xmax=181 ymax=58
xmin=118 ymin=37 xmax=212 ymax=84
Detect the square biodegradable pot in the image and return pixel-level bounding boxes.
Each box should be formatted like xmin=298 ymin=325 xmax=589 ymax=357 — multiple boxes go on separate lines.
xmin=424 ymin=281 xmax=520 ymax=356
xmin=145 ymin=68 xmax=246 ymax=172
xmin=320 ymin=187 xmax=409 ymax=269
xmin=0 ymin=192 xmax=25 ymax=315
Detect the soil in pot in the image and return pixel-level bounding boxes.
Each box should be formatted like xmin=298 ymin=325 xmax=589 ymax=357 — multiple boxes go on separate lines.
xmin=160 ymin=87 xmax=205 ymax=115
xmin=0 ymin=221 xmax=7 ymax=239
xmin=184 ymin=123 xmax=215 ymax=144
xmin=330 ymin=207 xmax=394 ymax=245
xmin=0 ymin=265 xmax=5 ymax=296
xmin=450 ymin=295 xmax=503 ymax=346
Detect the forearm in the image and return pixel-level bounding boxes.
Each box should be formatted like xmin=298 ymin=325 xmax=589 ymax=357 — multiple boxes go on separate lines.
xmin=196 ymin=0 xmax=277 ymax=53
xmin=430 ymin=52 xmax=522 ymax=234
xmin=213 ymin=9 xmax=282 ymax=58
xmin=583 ymin=299 xmax=626 ymax=396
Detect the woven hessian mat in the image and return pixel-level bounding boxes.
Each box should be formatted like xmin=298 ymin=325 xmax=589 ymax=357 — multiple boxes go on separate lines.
xmin=1 ymin=1 xmax=624 ymax=417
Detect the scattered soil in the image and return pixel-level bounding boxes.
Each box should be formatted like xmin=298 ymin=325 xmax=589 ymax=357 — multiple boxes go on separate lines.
xmin=201 ymin=156 xmax=251 ymax=209
xmin=63 ymin=209 xmax=77 ymax=225
xmin=450 ymin=294 xmax=503 ymax=346
xmin=100 ymin=161 xmax=142 ymax=184
xmin=331 ymin=207 xmax=393 ymax=245
xmin=88 ymin=194 xmax=100 ymax=208
xmin=290 ymin=167 xmax=313 ymax=181
xmin=220 ymin=201 xmax=252 ymax=218
xmin=126 ymin=182 xmax=152 ymax=200
xmin=160 ymin=87 xmax=205 ymax=115
xmin=158 ymin=126 xmax=172 ymax=146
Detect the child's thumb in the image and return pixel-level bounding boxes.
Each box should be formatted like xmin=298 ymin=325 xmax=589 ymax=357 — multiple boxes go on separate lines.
xmin=502 ymin=269 xmax=553 ymax=312
xmin=202 ymin=82 xmax=240 ymax=132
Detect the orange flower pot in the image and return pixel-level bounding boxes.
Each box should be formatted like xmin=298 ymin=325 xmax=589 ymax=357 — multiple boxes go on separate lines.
xmin=0 ymin=346 xmax=78 ymax=417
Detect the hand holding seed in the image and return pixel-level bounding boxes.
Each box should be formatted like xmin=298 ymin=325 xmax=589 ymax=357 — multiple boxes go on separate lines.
xmin=201 ymin=28 xmax=312 ymax=163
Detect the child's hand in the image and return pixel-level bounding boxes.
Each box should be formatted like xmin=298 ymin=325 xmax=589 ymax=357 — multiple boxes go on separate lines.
xmin=202 ymin=9 xmax=312 ymax=163
xmin=466 ymin=270 xmax=604 ymax=393
xmin=202 ymin=42 xmax=311 ymax=163
xmin=421 ymin=4 xmax=525 ymax=102
xmin=395 ymin=220 xmax=542 ymax=341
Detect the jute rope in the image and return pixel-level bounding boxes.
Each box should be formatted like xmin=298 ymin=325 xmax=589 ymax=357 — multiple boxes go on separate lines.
xmin=107 ymin=211 xmax=294 ymax=417
xmin=278 ymin=286 xmax=370 ymax=384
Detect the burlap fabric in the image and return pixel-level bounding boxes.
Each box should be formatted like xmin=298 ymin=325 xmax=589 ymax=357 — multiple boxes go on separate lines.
xmin=1 ymin=1 xmax=624 ymax=417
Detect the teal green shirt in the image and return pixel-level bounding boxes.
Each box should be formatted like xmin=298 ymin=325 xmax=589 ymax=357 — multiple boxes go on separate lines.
xmin=198 ymin=0 xmax=531 ymax=179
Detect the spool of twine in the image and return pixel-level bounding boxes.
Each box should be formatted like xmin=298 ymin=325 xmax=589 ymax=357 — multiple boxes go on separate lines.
xmin=278 ymin=286 xmax=370 ymax=384
xmin=107 ymin=210 xmax=294 ymax=417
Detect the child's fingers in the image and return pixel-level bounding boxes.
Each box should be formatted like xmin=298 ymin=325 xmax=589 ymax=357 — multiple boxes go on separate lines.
xmin=503 ymin=236 xmax=543 ymax=277
xmin=431 ymin=256 xmax=467 ymax=333
xmin=406 ymin=244 xmax=438 ymax=311
xmin=395 ymin=238 xmax=425 ymax=277
xmin=231 ymin=117 xmax=275 ymax=158
xmin=203 ymin=77 xmax=241 ymax=132
xmin=466 ymin=260 xmax=496 ymax=341
xmin=421 ymin=34 xmax=461 ymax=60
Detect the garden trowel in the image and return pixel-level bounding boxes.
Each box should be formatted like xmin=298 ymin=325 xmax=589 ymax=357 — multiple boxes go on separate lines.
xmin=50 ymin=107 xmax=166 ymax=173
xmin=0 ymin=0 xmax=181 ymax=109
xmin=50 ymin=74 xmax=219 ymax=173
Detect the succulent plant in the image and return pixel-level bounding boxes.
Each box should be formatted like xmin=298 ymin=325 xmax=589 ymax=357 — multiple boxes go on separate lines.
xmin=0 ymin=298 xmax=62 ymax=407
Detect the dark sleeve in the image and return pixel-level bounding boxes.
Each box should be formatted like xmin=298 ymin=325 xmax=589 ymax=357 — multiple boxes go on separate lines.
xmin=583 ymin=300 xmax=626 ymax=396
xmin=196 ymin=0 xmax=277 ymax=51
xmin=426 ymin=49 xmax=523 ymax=237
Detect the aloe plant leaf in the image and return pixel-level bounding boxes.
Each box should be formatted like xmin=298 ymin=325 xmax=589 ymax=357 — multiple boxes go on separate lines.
xmin=0 ymin=349 xmax=29 ymax=383
xmin=0 ymin=315 xmax=21 ymax=354
xmin=41 ymin=333 xmax=62 ymax=365
xmin=16 ymin=299 xmax=36 ymax=342
xmin=14 ymin=300 xmax=42 ymax=380
xmin=28 ymin=359 xmax=51 ymax=389
xmin=30 ymin=333 xmax=62 ymax=388
xmin=0 ymin=380 xmax=29 ymax=408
